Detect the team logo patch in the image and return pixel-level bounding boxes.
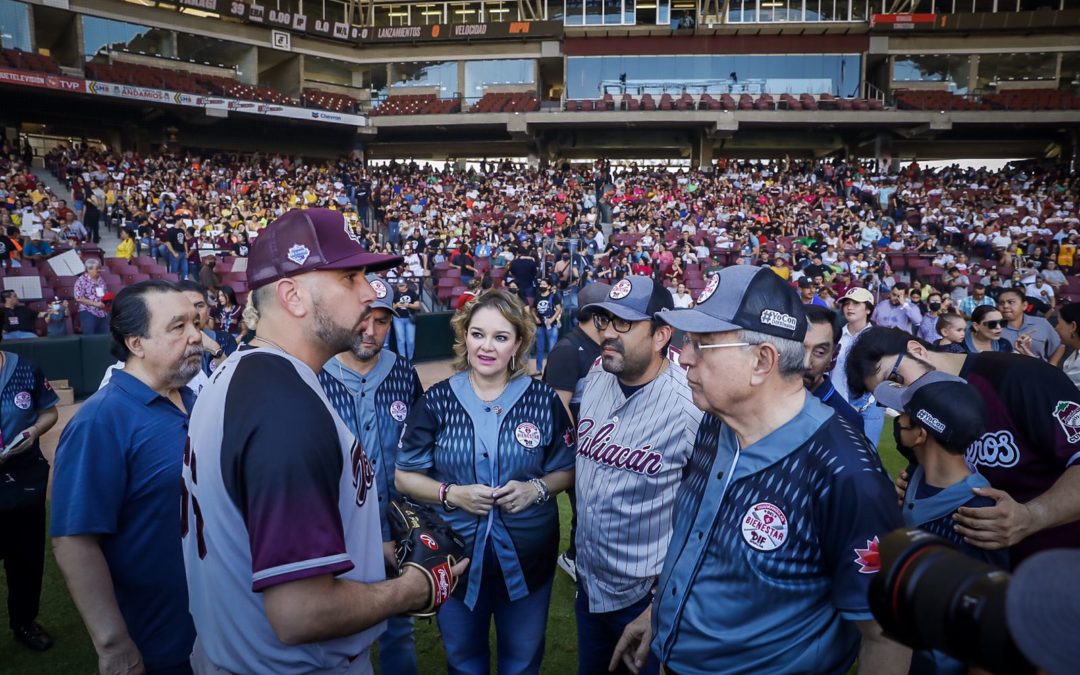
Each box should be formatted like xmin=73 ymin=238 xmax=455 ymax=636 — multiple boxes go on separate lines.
xmin=371 ymin=278 xmax=389 ymax=299
xmin=13 ymin=391 xmax=32 ymax=410
xmin=563 ymin=426 xmax=576 ymax=447
xmin=1053 ymin=401 xmax=1080 ymax=443
xmin=43 ymin=379 xmax=52 ymax=392
xmin=286 ymin=243 xmax=310 ymax=266
xmin=420 ymin=533 xmax=439 ymax=551
xmin=515 ymin=422 xmax=541 ymax=449
xmin=854 ymin=537 xmax=882 ymax=574
xmin=389 ymin=400 xmax=408 ymax=422
xmin=741 ymin=502 xmax=788 ymax=551
xmin=697 ymin=274 xmax=720 ymax=304
xmin=609 ymin=279 xmax=633 ymax=300
xmin=915 ymin=409 xmax=946 ymax=434
xmin=759 ymin=309 xmax=798 ymax=332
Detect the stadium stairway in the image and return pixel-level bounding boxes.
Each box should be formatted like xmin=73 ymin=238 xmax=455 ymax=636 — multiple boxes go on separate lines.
xmin=31 ymin=166 xmax=122 ymax=253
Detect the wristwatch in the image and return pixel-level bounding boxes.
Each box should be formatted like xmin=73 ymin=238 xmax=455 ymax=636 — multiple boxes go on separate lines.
xmin=211 ymin=348 xmax=225 ymax=359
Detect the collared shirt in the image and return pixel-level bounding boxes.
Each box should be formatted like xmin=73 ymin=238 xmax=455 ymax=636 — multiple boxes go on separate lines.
xmin=319 ymin=351 xmax=423 ymax=540
xmin=0 ymin=352 xmax=59 ymax=509
xmin=959 ymin=294 xmax=995 ymax=319
xmin=871 ymin=300 xmax=922 ymax=334
xmin=917 ymin=314 xmax=942 ymax=343
xmin=830 ymin=322 xmax=870 ymax=402
xmin=651 ymin=397 xmax=902 ymax=674
xmin=397 ymin=372 xmax=575 ymax=609
xmin=74 ymin=272 xmax=108 ymax=318
xmin=1001 ymin=314 xmax=1061 ymax=361
xmin=50 ymin=370 xmax=196 ymax=671
xmin=575 ymin=361 xmax=703 ymax=613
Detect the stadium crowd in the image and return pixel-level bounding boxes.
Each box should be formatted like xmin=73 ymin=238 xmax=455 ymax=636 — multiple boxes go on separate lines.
xmin=1 ymin=137 xmax=1079 ymax=674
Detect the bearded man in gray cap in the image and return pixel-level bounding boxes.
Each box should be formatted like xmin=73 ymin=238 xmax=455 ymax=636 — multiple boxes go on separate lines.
xmin=573 ymin=276 xmax=703 ymax=675
xmin=612 ymin=266 xmax=908 ymax=675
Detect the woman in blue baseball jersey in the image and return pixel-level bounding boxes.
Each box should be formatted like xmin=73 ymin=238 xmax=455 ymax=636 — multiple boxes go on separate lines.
xmin=396 ymin=290 xmax=576 ymax=675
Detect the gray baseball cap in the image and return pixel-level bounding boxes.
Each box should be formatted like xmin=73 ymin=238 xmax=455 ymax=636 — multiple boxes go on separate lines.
xmin=582 ymin=276 xmax=673 ymax=322
xmin=657 ymin=265 xmax=807 ymax=341
xmin=367 ymin=275 xmax=400 ymax=317
xmin=576 ymin=282 xmax=612 ymax=320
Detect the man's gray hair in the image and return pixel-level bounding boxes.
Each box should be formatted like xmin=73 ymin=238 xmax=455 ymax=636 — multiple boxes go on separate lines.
xmin=735 ymin=329 xmax=806 ymax=378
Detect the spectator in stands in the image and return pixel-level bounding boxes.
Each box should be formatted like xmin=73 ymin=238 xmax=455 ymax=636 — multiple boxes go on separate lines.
xmin=21 ymin=233 xmax=53 ymax=262
xmin=115 ymin=228 xmax=135 ymax=261
xmin=51 ymin=280 xmax=200 ymax=675
xmin=998 ymin=287 xmax=1061 ymax=361
xmin=457 ymin=278 xmax=483 ymax=310
xmin=510 ymin=245 xmax=539 ymax=300
xmin=872 ymin=283 xmax=922 ymax=334
xmin=936 ymin=313 xmax=966 ymax=348
xmin=452 ymin=246 xmax=478 ymax=288
xmin=1 ymin=291 xmax=39 ymax=339
xmin=213 ymin=286 xmax=241 ymax=337
xmin=0 ymin=345 xmax=60 ymax=653
xmin=393 ymin=278 xmax=420 ymax=361
xmin=82 ymin=184 xmax=102 ymax=244
xmin=0 ymin=227 xmax=17 ymax=269
xmin=74 ymin=258 xmax=109 ymax=335
xmin=1051 ymin=302 xmax=1080 ymax=389
xmin=671 ymin=282 xmax=694 ymax=309
xmin=830 ymin=287 xmax=885 ymax=447
xmin=532 ymin=279 xmax=562 ymax=373
xmin=164 ymin=220 xmax=188 ymax=279
xmin=950 ymin=305 xmax=1014 ymax=354
xmin=40 ymin=297 xmax=70 ymax=337
xmin=198 ymin=255 xmax=222 ymax=294
xmin=1027 ymin=273 xmax=1056 ymax=310
xmin=61 ymin=212 xmax=87 ymax=243
xmin=959 ymin=283 xmax=995 ymax=318
xmin=917 ymin=292 xmax=945 ymax=343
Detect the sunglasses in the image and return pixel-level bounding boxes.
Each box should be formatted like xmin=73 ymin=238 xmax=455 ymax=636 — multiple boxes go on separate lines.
xmin=980 ymin=320 xmax=1005 ymax=329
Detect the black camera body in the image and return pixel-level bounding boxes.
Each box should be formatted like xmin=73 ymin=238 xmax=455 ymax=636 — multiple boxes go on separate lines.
xmin=869 ymin=528 xmax=1034 ymax=675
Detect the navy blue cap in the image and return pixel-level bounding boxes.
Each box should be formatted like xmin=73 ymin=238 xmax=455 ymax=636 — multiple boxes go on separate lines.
xmin=873 ymin=371 xmax=986 ymax=450
xmin=657 ymin=265 xmax=807 ymax=342
xmin=582 ymin=276 xmax=673 ymax=322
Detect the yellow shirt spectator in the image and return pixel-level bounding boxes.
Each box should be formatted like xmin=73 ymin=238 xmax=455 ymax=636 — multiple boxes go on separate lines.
xmin=116 ymin=236 xmax=135 ymax=260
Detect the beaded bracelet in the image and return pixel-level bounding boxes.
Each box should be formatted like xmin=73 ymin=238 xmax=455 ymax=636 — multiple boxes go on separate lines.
xmin=530 ymin=478 xmax=550 ymax=504
xmin=439 ymin=482 xmax=458 ymax=511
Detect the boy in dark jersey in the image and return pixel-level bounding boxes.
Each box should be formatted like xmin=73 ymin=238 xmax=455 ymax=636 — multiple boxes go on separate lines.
xmin=874 ymin=372 xmax=1008 ymax=674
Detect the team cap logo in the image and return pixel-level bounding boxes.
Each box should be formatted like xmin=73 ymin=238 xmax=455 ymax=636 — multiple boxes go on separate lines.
xmin=515 ymin=422 xmax=541 ymax=449
xmin=697 ymin=274 xmax=720 ymax=304
xmin=609 ymin=279 xmax=633 ymax=300
xmin=287 ymin=243 xmax=310 ymax=266
xmin=13 ymin=391 xmax=31 ymax=410
xmin=371 ymin=278 xmax=389 ymax=299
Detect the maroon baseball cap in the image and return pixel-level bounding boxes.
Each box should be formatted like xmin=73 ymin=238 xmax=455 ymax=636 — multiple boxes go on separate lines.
xmin=247 ymin=209 xmax=402 ymax=290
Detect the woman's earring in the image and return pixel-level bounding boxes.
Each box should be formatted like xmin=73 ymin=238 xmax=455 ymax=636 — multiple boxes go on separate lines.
xmin=512 ymin=354 xmax=516 ymax=371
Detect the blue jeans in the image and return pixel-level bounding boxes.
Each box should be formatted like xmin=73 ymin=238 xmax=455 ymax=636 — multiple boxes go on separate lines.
xmin=575 ymin=582 xmax=659 ymax=675
xmin=165 ymin=250 xmax=189 ymax=279
xmin=3 ymin=331 xmax=38 ymax=339
xmin=437 ymin=578 xmax=553 ymax=675
xmin=851 ymin=392 xmax=886 ymax=449
xmin=535 ymin=325 xmax=559 ymax=372
xmin=377 ymin=615 xmax=417 ymax=675
xmin=79 ymin=311 xmax=109 ymax=334
xmin=393 ymin=317 xmax=416 ymax=360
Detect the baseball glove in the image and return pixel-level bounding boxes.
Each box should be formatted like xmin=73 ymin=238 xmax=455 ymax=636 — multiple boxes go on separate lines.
xmin=388 ymin=498 xmax=467 ymax=617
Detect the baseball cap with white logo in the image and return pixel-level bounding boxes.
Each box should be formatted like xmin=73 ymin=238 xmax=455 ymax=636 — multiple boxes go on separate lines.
xmin=581 ymin=276 xmax=673 ymax=322
xmin=366 ymin=275 xmax=400 ymax=316
xmin=657 ymin=265 xmax=807 ymax=341
xmin=873 ymin=371 xmax=985 ymax=451
xmin=247 ymin=208 xmax=402 ymax=290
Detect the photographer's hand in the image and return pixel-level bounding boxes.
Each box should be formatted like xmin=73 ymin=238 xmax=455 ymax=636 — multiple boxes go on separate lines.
xmin=952 ymin=486 xmax=1035 ymax=549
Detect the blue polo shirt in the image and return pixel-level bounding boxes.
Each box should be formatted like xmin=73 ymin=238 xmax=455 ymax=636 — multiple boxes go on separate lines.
xmin=652 ymin=396 xmax=902 ymax=674
xmin=50 ymin=369 xmax=196 ymax=671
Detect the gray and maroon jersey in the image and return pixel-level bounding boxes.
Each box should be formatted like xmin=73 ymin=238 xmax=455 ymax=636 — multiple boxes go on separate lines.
xmin=575 ymin=359 xmax=703 ymax=613
xmin=182 ymin=346 xmax=385 ymax=674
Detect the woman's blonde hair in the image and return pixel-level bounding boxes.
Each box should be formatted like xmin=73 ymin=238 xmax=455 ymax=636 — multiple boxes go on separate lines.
xmin=451 ymin=289 xmax=535 ymax=379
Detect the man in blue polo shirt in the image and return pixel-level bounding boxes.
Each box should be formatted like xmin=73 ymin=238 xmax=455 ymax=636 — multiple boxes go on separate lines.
xmin=611 ymin=265 xmax=909 ymax=675
xmin=51 ymin=280 xmax=203 ymax=675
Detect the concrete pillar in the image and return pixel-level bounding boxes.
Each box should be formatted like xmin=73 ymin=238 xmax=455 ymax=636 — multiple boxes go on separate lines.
xmin=698 ymin=131 xmax=714 ymax=171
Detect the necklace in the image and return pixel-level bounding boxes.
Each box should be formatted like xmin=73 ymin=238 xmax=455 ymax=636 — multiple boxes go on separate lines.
xmin=469 ymin=370 xmax=508 ymax=405
xmin=254 ymin=336 xmax=287 ymax=352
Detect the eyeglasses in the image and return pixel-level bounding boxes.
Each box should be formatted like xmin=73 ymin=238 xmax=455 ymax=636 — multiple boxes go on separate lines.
xmin=592 ymin=312 xmax=633 ymax=334
xmin=682 ymin=335 xmax=751 ymax=356
xmin=896 ymin=424 xmax=918 ymax=431
xmin=886 ymin=352 xmax=906 ymax=385
xmin=980 ymin=320 xmax=1005 ymax=329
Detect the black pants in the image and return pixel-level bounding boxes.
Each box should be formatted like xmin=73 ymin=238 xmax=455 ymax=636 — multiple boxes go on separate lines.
xmin=0 ymin=497 xmax=46 ymax=630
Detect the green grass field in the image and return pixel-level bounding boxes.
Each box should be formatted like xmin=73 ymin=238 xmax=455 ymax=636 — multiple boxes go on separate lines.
xmin=0 ymin=421 xmax=904 ymax=675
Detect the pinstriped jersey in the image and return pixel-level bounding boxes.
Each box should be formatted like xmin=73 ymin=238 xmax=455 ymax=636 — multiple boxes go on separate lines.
xmin=575 ymin=359 xmax=703 ymax=613
xmin=182 ymin=347 xmax=385 ymax=675
xmin=319 ymin=351 xmax=423 ymax=540
xmin=651 ymin=397 xmax=903 ymax=674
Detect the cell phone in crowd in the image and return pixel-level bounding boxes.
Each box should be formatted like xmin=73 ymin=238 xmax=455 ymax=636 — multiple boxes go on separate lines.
xmin=0 ymin=430 xmax=31 ymax=459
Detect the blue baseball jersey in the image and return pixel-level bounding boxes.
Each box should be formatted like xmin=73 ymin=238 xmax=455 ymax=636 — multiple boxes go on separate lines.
xmin=319 ymin=351 xmax=423 ymax=540
xmin=652 ymin=395 xmax=903 ymax=675
xmin=0 ymin=352 xmax=60 ymax=509
xmin=396 ymin=371 xmax=575 ymax=610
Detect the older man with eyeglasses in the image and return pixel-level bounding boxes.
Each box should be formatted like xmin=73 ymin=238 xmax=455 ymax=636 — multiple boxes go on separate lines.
xmin=612 ymin=266 xmax=908 ymax=675
xmin=572 ymin=275 xmax=703 ymax=675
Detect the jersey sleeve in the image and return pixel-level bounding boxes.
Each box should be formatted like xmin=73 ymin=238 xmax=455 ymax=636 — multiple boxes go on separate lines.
xmin=1007 ymin=364 xmax=1080 ymax=469
xmin=50 ymin=406 xmax=127 ymax=537
xmin=396 ymin=393 xmax=439 ymax=472
xmin=542 ymin=390 xmax=577 ymax=474
xmin=221 ymin=356 xmax=353 ymax=591
xmin=819 ymin=463 xmax=903 ymax=620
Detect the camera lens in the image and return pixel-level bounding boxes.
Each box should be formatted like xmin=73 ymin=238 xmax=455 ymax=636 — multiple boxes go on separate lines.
xmin=870 ymin=529 xmax=1033 ymax=674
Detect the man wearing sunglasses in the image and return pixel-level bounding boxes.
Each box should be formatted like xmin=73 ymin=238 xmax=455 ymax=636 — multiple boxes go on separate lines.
xmin=846 ymin=326 xmax=1080 ymax=568
xmin=612 ymin=266 xmax=907 ymax=675
xmin=572 ymin=276 xmax=703 ymax=675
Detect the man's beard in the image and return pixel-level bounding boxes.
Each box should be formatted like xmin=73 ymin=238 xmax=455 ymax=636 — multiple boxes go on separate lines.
xmin=171 ymin=347 xmax=205 ymax=386
xmin=350 ymin=335 xmax=382 ymax=362
xmin=601 ymin=338 xmax=650 ymax=380
xmin=314 ymin=298 xmax=367 ymax=356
